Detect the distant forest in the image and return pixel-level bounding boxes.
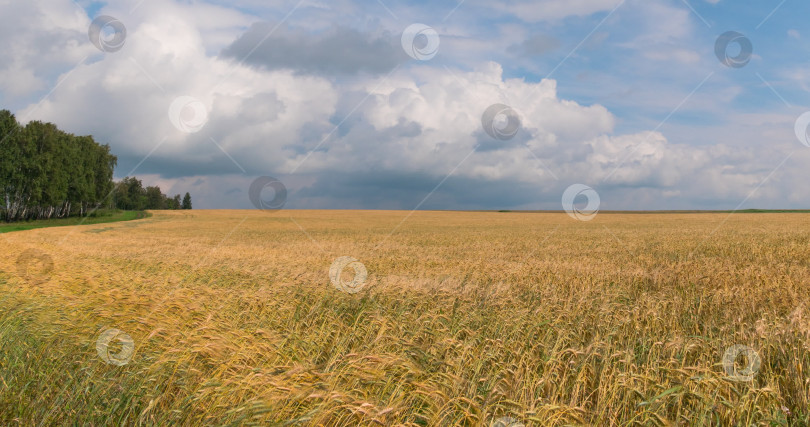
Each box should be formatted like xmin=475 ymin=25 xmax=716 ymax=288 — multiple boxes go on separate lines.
xmin=0 ymin=110 xmax=190 ymax=222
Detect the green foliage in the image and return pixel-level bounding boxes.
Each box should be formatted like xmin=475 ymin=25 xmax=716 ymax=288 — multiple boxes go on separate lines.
xmin=87 ymin=208 xmax=117 ymax=218
xmin=0 ymin=110 xmax=192 ymax=221
xmin=113 ymin=177 xmax=187 ymax=211
xmin=0 ymin=210 xmax=148 ymax=234
xmin=181 ymin=192 xmax=192 ymax=210
xmin=145 ymin=186 xmax=165 ymax=210
xmin=166 ymin=194 xmax=181 ymax=210
xmin=0 ymin=111 xmax=118 ymax=221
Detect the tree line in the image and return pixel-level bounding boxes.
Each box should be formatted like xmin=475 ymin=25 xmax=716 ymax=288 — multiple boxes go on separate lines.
xmin=113 ymin=177 xmax=191 ymax=211
xmin=0 ymin=110 xmax=191 ymax=222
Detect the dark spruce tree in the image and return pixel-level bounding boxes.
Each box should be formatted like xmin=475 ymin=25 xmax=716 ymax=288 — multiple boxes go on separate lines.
xmin=182 ymin=192 xmax=192 ymax=210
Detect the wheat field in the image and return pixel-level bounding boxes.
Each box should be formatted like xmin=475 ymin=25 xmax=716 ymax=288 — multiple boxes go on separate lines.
xmin=0 ymin=210 xmax=808 ymax=425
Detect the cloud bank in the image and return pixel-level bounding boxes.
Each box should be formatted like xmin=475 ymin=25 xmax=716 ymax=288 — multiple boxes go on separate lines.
xmin=2 ymin=0 xmax=808 ymax=210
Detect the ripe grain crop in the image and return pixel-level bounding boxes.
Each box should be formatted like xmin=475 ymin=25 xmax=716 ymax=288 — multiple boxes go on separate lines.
xmin=0 ymin=210 xmax=808 ymax=425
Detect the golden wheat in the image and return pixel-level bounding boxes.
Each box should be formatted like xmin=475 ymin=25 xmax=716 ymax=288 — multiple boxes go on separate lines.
xmin=0 ymin=210 xmax=807 ymax=425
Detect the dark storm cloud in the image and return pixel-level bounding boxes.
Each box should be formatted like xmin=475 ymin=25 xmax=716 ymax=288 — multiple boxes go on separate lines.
xmin=220 ymin=22 xmax=407 ymax=76
xmin=292 ymin=170 xmax=549 ymax=210
xmin=115 ymin=154 xmax=244 ymax=179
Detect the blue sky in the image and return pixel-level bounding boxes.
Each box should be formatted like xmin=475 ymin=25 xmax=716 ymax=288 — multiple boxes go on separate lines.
xmin=1 ymin=0 xmax=809 ymax=210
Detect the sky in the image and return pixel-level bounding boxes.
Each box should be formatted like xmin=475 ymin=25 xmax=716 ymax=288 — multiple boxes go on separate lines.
xmin=1 ymin=0 xmax=809 ymax=211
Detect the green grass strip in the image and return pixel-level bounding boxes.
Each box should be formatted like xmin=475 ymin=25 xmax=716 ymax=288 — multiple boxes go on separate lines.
xmin=0 ymin=210 xmax=150 ymax=234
